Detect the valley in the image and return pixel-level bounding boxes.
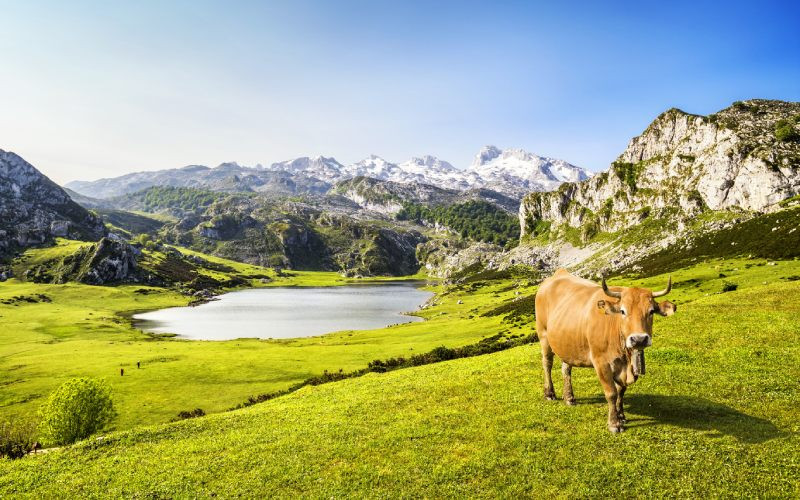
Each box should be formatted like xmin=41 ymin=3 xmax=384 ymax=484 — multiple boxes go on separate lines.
xmin=1 ymin=98 xmax=799 ymax=497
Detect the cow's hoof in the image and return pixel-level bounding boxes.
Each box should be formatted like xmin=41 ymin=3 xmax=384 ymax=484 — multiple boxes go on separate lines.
xmin=564 ymin=398 xmax=576 ymax=406
xmin=608 ymin=424 xmax=625 ymax=434
xmin=619 ymin=415 xmax=627 ymax=424
xmin=544 ymin=393 xmax=556 ymax=401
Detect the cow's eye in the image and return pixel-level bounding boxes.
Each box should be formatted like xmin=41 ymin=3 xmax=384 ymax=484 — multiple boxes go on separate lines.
xmin=620 ymin=308 xmax=627 ymax=316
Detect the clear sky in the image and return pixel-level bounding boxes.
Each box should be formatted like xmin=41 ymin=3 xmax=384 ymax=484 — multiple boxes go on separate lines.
xmin=1 ymin=0 xmax=798 ymax=184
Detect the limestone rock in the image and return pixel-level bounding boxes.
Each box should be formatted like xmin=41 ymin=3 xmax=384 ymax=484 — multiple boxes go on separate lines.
xmin=0 ymin=150 xmax=105 ymax=256
xmin=519 ymin=100 xmax=800 ymax=238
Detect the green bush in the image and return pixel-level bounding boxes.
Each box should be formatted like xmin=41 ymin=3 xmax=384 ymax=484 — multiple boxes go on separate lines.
xmin=38 ymin=378 xmax=116 ymax=445
xmin=775 ymin=121 xmax=798 ymax=142
xmin=0 ymin=419 xmax=38 ymax=459
xmin=722 ymin=281 xmax=739 ymax=293
xmin=174 ymin=408 xmax=206 ymax=421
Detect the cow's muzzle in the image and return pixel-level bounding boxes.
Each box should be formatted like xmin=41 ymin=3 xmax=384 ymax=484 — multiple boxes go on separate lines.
xmin=625 ymin=333 xmax=652 ymax=349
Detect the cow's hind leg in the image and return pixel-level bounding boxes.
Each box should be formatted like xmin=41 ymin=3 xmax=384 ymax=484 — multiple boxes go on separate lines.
xmin=562 ymin=362 xmax=576 ymax=405
xmin=615 ymin=383 xmax=627 ymax=423
xmin=540 ymin=336 xmax=556 ymax=400
xmin=594 ymin=362 xmax=623 ymax=433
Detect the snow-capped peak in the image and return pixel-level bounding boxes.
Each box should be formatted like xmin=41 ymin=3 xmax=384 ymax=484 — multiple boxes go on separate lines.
xmin=216 ymin=161 xmax=245 ymax=170
xmin=270 ymin=156 xmax=344 ymax=182
xmin=466 ymin=146 xmax=591 ymax=197
xmin=66 ymin=147 xmax=588 ymax=200
xmin=402 ymin=155 xmax=457 ymax=172
xmin=472 ymin=145 xmax=503 ymax=168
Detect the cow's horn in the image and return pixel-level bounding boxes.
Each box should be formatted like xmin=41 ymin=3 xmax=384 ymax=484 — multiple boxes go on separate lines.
xmin=652 ymin=276 xmax=672 ymax=298
xmin=601 ymin=276 xmax=622 ymax=298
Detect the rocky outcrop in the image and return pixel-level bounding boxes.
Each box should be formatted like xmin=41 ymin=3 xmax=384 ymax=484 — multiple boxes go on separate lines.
xmin=417 ymin=240 xmax=502 ymax=278
xmin=25 ymin=238 xmax=137 ymax=285
xmin=0 ymin=150 xmax=105 ymax=257
xmin=519 ymin=100 xmax=800 ymax=239
xmin=78 ymin=238 xmax=138 ymax=284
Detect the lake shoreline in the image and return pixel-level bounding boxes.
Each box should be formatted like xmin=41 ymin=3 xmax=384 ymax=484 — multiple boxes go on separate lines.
xmin=133 ymin=282 xmax=435 ymax=341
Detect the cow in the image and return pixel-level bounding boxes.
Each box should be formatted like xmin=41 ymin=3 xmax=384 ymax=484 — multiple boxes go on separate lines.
xmin=535 ymin=269 xmax=676 ymax=433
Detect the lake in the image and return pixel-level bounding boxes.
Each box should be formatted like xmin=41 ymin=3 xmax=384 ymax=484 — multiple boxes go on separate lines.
xmin=133 ymin=282 xmax=433 ymax=340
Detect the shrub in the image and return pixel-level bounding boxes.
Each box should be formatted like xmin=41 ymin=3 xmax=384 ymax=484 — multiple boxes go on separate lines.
xmin=775 ymin=119 xmax=799 ymax=142
xmin=722 ymin=281 xmax=739 ymax=293
xmin=174 ymin=408 xmax=205 ymax=421
xmin=0 ymin=419 xmax=38 ymax=459
xmin=38 ymin=378 xmax=116 ymax=445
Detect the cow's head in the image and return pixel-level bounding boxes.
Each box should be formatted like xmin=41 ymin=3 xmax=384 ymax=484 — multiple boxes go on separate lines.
xmin=597 ymin=276 xmax=676 ymax=350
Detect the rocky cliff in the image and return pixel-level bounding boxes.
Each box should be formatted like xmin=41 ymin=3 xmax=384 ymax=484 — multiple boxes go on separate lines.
xmin=519 ymin=99 xmax=800 ymax=239
xmin=0 ymin=150 xmax=105 ymax=258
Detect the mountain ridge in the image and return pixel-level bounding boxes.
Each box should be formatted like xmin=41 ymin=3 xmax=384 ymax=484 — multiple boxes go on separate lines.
xmin=65 ymin=146 xmax=590 ymax=200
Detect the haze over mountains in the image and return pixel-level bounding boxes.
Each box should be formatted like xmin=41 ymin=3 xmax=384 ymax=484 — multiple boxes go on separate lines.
xmin=65 ymin=146 xmax=591 ymax=200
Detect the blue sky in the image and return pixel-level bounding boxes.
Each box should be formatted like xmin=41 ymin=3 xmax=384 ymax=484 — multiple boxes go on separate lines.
xmin=1 ymin=1 xmax=798 ymax=183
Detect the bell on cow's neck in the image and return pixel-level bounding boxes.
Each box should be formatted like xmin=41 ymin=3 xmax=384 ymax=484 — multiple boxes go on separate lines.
xmin=632 ymin=349 xmax=646 ymax=376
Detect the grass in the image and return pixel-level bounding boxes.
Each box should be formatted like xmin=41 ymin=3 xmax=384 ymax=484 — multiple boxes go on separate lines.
xmin=0 ymin=244 xmax=515 ymax=429
xmin=9 ymin=239 xmax=92 ymax=279
xmin=1 ymin=274 xmax=798 ymax=497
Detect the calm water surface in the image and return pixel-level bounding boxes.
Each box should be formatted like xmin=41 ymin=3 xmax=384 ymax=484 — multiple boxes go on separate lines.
xmin=133 ymin=283 xmax=433 ymax=340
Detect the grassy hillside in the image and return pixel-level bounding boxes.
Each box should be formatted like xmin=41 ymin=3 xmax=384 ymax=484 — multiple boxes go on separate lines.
xmin=96 ymin=209 xmax=169 ymax=238
xmin=1 ymin=274 xmax=798 ymax=497
xmin=0 ymin=243 xmax=519 ymax=429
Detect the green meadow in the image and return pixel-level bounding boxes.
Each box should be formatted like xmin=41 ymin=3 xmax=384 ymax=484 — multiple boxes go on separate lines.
xmin=0 ymin=243 xmax=508 ymax=429
xmin=1 ymin=258 xmax=799 ymax=497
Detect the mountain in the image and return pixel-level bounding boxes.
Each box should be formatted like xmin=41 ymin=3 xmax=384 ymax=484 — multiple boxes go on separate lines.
xmin=63 ymin=187 xmax=112 ymax=210
xmin=519 ymin=99 xmax=800 ymax=240
xmin=331 ymin=176 xmax=519 ymax=215
xmin=507 ymin=99 xmax=800 ymax=274
xmin=335 ymin=149 xmax=589 ymax=198
xmin=66 ymin=162 xmax=331 ymax=199
xmin=269 ymin=156 xmax=345 ymax=183
xmin=65 ymin=147 xmax=589 ymax=200
xmin=152 ymin=193 xmax=426 ymax=276
xmin=469 ymin=146 xmax=591 ymax=197
xmin=0 ymin=150 xmax=105 ymax=259
xmin=419 ymin=100 xmax=800 ymax=279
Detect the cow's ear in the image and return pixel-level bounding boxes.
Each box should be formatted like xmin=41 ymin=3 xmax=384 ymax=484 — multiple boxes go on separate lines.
xmin=656 ymin=300 xmax=676 ymax=317
xmin=597 ymin=299 xmax=620 ymax=314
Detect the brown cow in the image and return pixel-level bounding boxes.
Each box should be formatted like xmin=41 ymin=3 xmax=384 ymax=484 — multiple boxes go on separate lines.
xmin=535 ymin=269 xmax=676 ymax=433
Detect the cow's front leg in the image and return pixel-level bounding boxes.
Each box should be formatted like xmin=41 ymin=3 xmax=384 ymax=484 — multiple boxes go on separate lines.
xmin=615 ymin=383 xmax=627 ymax=423
xmin=562 ymin=362 xmax=575 ymax=405
xmin=540 ymin=337 xmax=556 ymax=400
xmin=594 ymin=362 xmax=623 ymax=433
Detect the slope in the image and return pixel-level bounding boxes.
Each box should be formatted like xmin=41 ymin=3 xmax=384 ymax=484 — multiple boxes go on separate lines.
xmin=2 ymin=263 xmax=799 ymax=497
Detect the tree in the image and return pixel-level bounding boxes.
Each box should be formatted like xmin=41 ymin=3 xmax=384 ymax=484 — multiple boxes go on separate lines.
xmin=38 ymin=377 xmax=116 ymax=445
